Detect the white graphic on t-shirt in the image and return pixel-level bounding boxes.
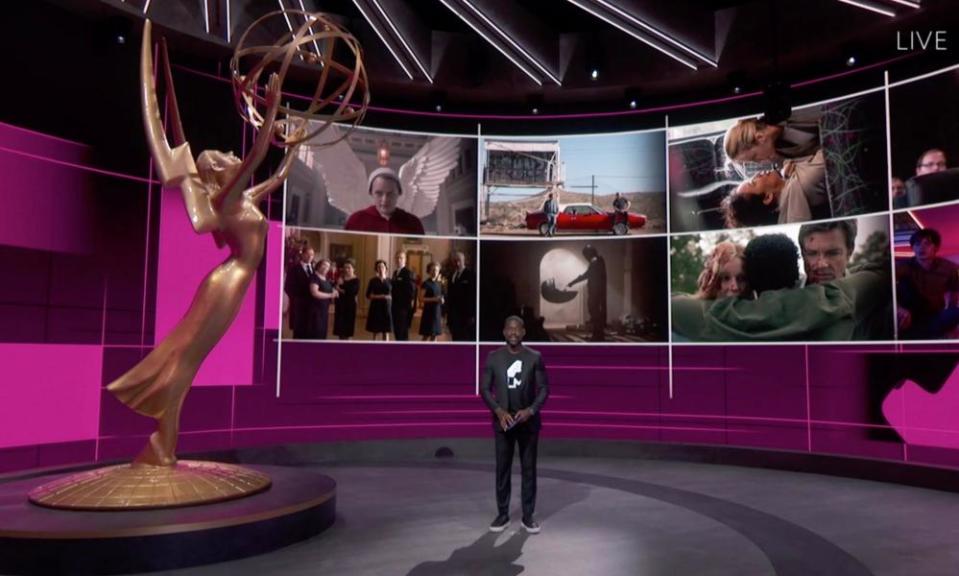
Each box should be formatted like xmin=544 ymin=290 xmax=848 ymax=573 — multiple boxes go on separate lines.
xmin=506 ymin=359 xmax=523 ymax=389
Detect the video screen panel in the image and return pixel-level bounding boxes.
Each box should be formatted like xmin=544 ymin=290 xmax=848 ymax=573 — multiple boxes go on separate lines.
xmin=286 ymin=124 xmax=478 ymax=237
xmin=893 ymin=203 xmax=959 ymax=340
xmin=283 ymin=228 xmax=477 ymax=342
xmin=889 ymin=67 xmax=959 ymax=209
xmin=669 ymin=91 xmax=889 ymax=233
xmin=670 ymin=214 xmax=893 ymax=342
xmin=479 ymin=237 xmax=668 ymax=343
xmin=479 ymin=131 xmax=666 ymax=237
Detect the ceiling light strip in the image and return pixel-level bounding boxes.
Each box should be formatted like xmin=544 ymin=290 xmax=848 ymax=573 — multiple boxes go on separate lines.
xmin=277 ymin=0 xmax=296 ymax=34
xmin=565 ymin=0 xmax=699 ymax=70
xmin=203 ymin=0 xmax=211 ymax=34
xmin=143 ymin=0 xmax=152 ymax=14
xmin=296 ymin=0 xmax=324 ymax=57
xmin=225 ymin=0 xmax=231 ymax=42
xmin=589 ymin=0 xmax=717 ymax=66
xmin=351 ymin=0 xmax=416 ymax=79
xmin=884 ymin=0 xmax=920 ymax=8
xmin=436 ymin=0 xmax=543 ymax=85
xmin=369 ymin=0 xmax=434 ymax=83
xmin=836 ymin=0 xmax=897 ymax=17
xmin=458 ymin=0 xmax=561 ymax=85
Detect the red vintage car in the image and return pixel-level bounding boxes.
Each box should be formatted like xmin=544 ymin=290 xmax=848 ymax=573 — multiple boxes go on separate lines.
xmin=525 ymin=203 xmax=647 ymax=236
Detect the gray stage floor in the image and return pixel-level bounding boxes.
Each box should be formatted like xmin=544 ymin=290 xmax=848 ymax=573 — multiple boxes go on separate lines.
xmin=142 ymin=453 xmax=959 ymax=576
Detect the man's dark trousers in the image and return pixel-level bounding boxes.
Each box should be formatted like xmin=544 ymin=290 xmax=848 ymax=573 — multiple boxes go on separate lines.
xmin=494 ymin=419 xmax=539 ymax=519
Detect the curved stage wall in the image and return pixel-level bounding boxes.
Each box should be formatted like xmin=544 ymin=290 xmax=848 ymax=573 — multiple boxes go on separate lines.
xmin=3 ymin=56 xmax=959 ymax=476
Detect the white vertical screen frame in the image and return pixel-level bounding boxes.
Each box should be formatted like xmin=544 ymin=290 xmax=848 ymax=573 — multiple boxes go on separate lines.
xmin=884 ymin=69 xmax=900 ymax=341
xmin=475 ymin=122 xmax=482 ymax=396
xmin=665 ymin=114 xmax=674 ymax=400
xmin=276 ymin=177 xmax=288 ymax=398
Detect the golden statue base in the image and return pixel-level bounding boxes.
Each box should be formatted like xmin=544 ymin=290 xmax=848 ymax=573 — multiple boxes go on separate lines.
xmin=27 ymin=461 xmax=271 ymax=510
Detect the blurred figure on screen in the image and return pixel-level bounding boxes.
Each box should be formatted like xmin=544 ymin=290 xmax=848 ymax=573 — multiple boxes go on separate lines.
xmin=542 ymin=192 xmax=559 ymax=237
xmin=724 ymin=113 xmax=820 ymax=165
xmin=915 ymin=149 xmax=948 ymax=176
xmin=695 ymin=241 xmax=749 ymax=300
xmin=419 ymin=262 xmax=444 ymax=342
xmin=891 ymin=177 xmax=908 ymax=210
xmin=333 ymin=259 xmax=359 ymax=340
xmin=446 ymin=251 xmax=476 ymax=341
xmin=309 ymin=259 xmax=338 ymax=340
xmin=567 ymin=244 xmax=608 ymax=341
xmin=799 ymin=220 xmax=856 ymax=286
xmin=344 ymin=168 xmax=425 ymax=235
xmin=897 ymin=228 xmax=959 ymax=339
xmin=721 ymin=150 xmax=828 ymax=228
xmin=365 ymin=259 xmax=393 ymax=340
xmin=285 ymin=245 xmax=315 ymax=339
xmin=391 ymin=251 xmax=417 ymax=341
xmin=612 ymin=192 xmax=631 ymax=230
xmin=672 ymin=232 xmax=889 ymax=341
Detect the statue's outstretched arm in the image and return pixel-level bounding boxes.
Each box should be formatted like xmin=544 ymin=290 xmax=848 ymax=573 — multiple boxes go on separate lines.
xmin=215 ymin=74 xmax=284 ymax=208
xmin=142 ymin=20 xmax=218 ymax=233
xmin=140 ymin=20 xmax=176 ymax=180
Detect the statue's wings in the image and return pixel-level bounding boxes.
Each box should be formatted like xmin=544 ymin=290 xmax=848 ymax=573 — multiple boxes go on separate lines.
xmin=397 ymin=137 xmax=462 ymax=218
xmin=301 ymin=125 xmax=369 ymax=216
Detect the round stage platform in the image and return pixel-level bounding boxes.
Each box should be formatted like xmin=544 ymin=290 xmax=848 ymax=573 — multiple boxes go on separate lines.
xmin=0 ymin=465 xmax=336 ymax=575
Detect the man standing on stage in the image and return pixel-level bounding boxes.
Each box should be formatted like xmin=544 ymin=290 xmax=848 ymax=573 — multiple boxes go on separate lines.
xmin=481 ymin=316 xmax=550 ymax=534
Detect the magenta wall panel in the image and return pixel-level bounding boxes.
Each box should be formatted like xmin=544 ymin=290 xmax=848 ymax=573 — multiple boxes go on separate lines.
xmin=264 ymin=221 xmax=283 ymax=331
xmin=0 ymin=122 xmax=95 ymax=255
xmin=155 ymin=187 xmax=255 ymax=386
xmin=0 ymin=344 xmax=102 ymax=448
xmin=884 ymin=359 xmax=959 ymax=449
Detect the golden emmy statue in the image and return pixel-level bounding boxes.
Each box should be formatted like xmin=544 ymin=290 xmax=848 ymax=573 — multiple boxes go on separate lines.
xmin=29 ymin=12 xmax=368 ymax=510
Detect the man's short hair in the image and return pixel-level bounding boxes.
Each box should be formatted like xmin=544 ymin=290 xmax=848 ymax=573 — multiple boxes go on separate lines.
xmin=744 ymin=234 xmax=800 ymax=294
xmin=582 ymin=244 xmax=598 ymax=259
xmin=910 ymin=228 xmax=942 ymax=247
xmin=721 ymin=191 xmax=778 ymax=229
xmin=504 ymin=315 xmax=525 ymax=328
xmin=797 ymin=220 xmax=857 ymax=253
xmin=916 ymin=148 xmax=947 ymax=168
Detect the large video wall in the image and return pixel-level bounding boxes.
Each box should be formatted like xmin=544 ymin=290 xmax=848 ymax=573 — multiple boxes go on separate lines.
xmin=273 ymin=63 xmax=959 ymax=465
xmin=3 ymin=60 xmax=959 ymax=473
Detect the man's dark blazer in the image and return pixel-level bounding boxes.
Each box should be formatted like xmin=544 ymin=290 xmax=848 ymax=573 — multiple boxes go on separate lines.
xmin=446 ymin=267 xmax=476 ymax=340
xmin=285 ymin=264 xmax=313 ymax=338
xmin=480 ymin=346 xmax=550 ymax=431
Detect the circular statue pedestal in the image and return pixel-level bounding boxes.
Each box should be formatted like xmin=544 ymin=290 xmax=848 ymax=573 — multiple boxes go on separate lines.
xmin=0 ymin=465 xmax=335 ymax=575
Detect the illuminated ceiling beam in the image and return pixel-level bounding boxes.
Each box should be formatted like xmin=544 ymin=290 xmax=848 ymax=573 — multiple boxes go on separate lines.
xmin=563 ymin=0 xmax=715 ymax=69
xmin=351 ymin=0 xmax=416 ymax=80
xmin=436 ymin=0 xmax=561 ymax=86
xmin=836 ymin=0 xmax=921 ymax=17
xmin=352 ymin=0 xmax=433 ymax=82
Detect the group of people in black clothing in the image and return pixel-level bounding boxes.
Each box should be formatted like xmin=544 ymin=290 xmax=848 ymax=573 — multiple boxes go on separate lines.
xmin=285 ymin=245 xmax=476 ymax=341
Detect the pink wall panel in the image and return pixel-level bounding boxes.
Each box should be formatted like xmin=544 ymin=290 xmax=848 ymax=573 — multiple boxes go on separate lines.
xmin=265 ymin=221 xmax=283 ymax=330
xmin=155 ymin=188 xmax=255 ymax=386
xmin=0 ymin=122 xmax=95 ymax=254
xmin=0 ymin=344 xmax=102 ymax=448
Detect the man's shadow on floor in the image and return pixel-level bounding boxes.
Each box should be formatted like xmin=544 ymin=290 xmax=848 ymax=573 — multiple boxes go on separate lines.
xmin=405 ymin=479 xmax=591 ymax=576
